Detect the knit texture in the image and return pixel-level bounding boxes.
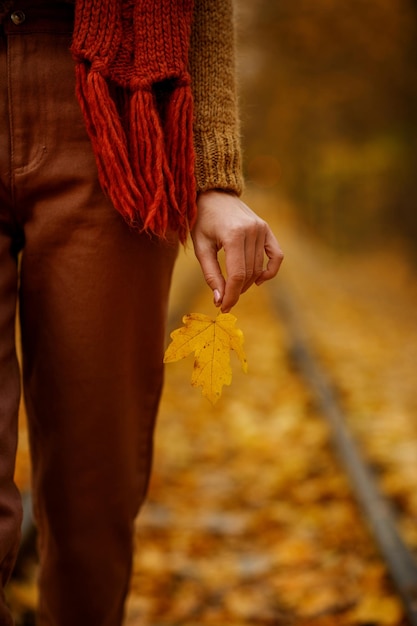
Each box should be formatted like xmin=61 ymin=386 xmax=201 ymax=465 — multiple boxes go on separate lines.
xmin=71 ymin=0 xmax=196 ymax=242
xmin=189 ymin=0 xmax=244 ymax=195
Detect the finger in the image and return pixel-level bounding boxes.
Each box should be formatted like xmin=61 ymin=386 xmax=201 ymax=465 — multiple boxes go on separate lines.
xmin=255 ymin=228 xmax=284 ymax=285
xmin=241 ymin=226 xmax=267 ymax=294
xmin=221 ymin=236 xmax=247 ymax=313
xmin=194 ymin=243 xmax=226 ymax=307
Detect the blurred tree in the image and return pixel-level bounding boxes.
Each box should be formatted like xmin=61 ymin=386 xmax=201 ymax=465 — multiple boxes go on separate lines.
xmin=237 ymin=0 xmax=417 ymax=254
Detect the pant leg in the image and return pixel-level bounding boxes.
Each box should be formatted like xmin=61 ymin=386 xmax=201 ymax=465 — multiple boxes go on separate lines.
xmin=5 ymin=12 xmax=178 ymax=626
xmin=0 ymin=30 xmax=24 ymax=626
xmin=21 ymin=224 xmax=177 ymax=626
xmin=0 ymin=233 xmax=22 ymax=626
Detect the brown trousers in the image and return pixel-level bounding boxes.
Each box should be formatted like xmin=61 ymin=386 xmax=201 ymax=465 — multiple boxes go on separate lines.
xmin=0 ymin=4 xmax=178 ymax=624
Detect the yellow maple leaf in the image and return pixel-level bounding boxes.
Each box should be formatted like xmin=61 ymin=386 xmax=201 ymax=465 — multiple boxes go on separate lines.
xmin=164 ymin=313 xmax=248 ymax=404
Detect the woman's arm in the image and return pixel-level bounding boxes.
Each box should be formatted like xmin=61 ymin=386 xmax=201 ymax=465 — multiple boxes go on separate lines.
xmin=189 ymin=0 xmax=283 ymax=312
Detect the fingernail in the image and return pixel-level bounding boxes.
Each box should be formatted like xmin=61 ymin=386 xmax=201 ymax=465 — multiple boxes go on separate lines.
xmin=213 ymin=289 xmax=221 ymax=306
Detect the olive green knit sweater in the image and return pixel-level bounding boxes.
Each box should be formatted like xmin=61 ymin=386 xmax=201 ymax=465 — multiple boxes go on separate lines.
xmin=189 ymin=0 xmax=244 ymax=196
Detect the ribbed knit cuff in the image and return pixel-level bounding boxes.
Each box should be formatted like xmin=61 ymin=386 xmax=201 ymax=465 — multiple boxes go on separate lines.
xmin=194 ymin=128 xmax=244 ymax=196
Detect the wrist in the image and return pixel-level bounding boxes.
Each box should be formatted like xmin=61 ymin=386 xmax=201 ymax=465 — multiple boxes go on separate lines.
xmin=197 ymin=188 xmax=239 ymax=199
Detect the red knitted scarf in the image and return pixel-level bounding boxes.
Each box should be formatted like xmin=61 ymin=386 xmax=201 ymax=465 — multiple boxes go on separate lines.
xmin=71 ymin=0 xmax=196 ymax=242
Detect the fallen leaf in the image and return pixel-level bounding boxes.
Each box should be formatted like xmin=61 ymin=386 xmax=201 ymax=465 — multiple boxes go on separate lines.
xmin=164 ymin=313 xmax=248 ymax=404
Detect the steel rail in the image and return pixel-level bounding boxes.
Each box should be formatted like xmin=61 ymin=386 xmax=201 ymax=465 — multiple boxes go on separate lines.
xmin=271 ymin=284 xmax=417 ymax=626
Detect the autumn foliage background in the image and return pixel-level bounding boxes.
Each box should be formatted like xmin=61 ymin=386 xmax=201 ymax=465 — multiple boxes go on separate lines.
xmin=9 ymin=1 xmax=417 ymax=625
xmin=240 ymin=0 xmax=417 ymax=254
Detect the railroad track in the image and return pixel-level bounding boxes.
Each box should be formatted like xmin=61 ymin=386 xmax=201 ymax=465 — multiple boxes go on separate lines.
xmin=9 ymin=262 xmax=417 ymax=625
xmin=271 ymin=283 xmax=417 ymax=626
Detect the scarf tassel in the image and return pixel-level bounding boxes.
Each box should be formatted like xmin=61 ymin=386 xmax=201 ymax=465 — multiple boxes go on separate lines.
xmin=75 ymin=63 xmax=196 ymax=242
xmin=75 ymin=64 xmax=144 ymax=227
xmin=164 ymin=83 xmax=197 ymax=241
xmin=129 ymin=82 xmax=197 ymax=243
xmin=129 ymin=88 xmax=173 ymax=238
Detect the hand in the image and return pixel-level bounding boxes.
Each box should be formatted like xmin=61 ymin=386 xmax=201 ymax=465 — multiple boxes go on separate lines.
xmin=191 ymin=190 xmax=284 ymax=313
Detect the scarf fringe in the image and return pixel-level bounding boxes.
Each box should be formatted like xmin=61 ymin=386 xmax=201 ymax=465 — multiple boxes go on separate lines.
xmin=164 ymin=84 xmax=197 ymax=241
xmin=75 ymin=64 xmax=142 ymax=224
xmin=129 ymin=88 xmax=172 ymax=238
xmin=75 ymin=63 xmax=196 ymax=243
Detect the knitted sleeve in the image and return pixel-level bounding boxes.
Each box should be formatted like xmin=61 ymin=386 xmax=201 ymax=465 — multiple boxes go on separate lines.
xmin=189 ymin=0 xmax=244 ymax=195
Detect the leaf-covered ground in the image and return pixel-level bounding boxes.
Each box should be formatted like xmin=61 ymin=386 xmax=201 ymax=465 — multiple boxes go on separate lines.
xmin=10 ymin=189 xmax=416 ymax=625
